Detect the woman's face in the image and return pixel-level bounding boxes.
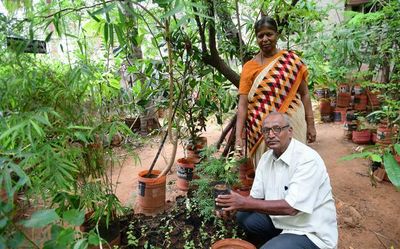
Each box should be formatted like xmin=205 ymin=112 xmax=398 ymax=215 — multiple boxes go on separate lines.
xmin=256 ymin=24 xmax=278 ymax=55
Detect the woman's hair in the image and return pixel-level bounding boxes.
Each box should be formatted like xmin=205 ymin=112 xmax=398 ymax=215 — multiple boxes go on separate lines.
xmin=254 ymin=16 xmax=278 ymax=33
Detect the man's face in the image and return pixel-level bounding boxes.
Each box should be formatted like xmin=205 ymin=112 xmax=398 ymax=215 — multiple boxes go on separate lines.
xmin=262 ymin=114 xmax=293 ymax=155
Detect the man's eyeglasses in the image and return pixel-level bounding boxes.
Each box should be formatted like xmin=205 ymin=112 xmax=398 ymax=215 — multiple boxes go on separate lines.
xmin=262 ymin=125 xmax=290 ymax=135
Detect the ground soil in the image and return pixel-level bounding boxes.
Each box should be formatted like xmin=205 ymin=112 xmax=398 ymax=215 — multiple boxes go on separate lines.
xmin=113 ymin=120 xmax=400 ymax=249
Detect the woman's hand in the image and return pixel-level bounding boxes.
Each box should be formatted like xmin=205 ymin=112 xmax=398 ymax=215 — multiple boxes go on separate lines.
xmin=234 ymin=140 xmax=244 ymax=158
xmin=307 ymin=125 xmax=317 ymax=143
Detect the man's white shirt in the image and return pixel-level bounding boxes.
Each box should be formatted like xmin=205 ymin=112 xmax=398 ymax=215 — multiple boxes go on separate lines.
xmin=250 ymin=138 xmax=338 ymax=249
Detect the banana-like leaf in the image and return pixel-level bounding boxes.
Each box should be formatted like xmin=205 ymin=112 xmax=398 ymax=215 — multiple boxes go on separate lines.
xmin=383 ymin=152 xmax=400 ymax=190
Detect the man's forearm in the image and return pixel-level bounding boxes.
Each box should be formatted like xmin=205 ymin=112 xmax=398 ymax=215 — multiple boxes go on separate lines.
xmin=241 ymin=197 xmax=298 ymax=216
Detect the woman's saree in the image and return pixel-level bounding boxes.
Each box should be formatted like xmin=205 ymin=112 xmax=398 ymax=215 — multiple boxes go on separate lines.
xmin=246 ymin=50 xmax=308 ymax=166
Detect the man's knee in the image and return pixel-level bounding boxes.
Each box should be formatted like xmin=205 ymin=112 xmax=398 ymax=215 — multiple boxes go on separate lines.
xmin=260 ymin=234 xmax=319 ymax=249
xmin=236 ymin=211 xmax=252 ymax=230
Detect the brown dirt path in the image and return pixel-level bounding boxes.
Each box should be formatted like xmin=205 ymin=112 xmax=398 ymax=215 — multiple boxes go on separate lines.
xmin=113 ymin=121 xmax=400 ymax=249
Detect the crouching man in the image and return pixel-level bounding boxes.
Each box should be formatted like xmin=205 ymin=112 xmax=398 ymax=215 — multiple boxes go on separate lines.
xmin=216 ymin=112 xmax=338 ymax=249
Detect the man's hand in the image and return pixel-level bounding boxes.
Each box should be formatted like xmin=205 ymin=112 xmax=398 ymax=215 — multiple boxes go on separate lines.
xmin=215 ymin=190 xmax=246 ymax=212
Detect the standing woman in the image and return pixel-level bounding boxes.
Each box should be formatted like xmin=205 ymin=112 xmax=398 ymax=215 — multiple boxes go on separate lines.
xmin=235 ymin=16 xmax=316 ymax=166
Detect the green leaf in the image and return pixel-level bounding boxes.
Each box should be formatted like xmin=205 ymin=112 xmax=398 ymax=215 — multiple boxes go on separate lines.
xmin=7 ymin=231 xmax=24 ymax=248
xmin=340 ymin=151 xmax=372 ymax=161
xmin=45 ymin=31 xmax=53 ymax=42
xmin=383 ymin=152 xmax=400 ymax=190
xmin=370 ymin=154 xmax=382 ymax=163
xmin=0 ymin=218 xmax=8 ymax=229
xmin=21 ymin=209 xmax=60 ymax=228
xmin=87 ymin=11 xmax=100 ymax=22
xmin=0 ymin=122 xmax=27 ymax=141
xmin=88 ymin=231 xmax=101 ymax=245
xmin=30 ymin=120 xmax=43 ymax=137
xmin=394 ymin=144 xmax=400 ymax=155
xmin=62 ymin=209 xmax=85 ymax=226
xmin=104 ymin=23 xmax=109 ymax=44
xmin=161 ymin=0 xmax=184 ymax=18
xmin=73 ymin=239 xmax=88 ymax=249
xmin=67 ymin=125 xmax=93 ymax=130
xmin=91 ymin=3 xmax=116 ymax=16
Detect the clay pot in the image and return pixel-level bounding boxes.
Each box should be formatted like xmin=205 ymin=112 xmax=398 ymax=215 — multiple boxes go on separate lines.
xmin=238 ymin=158 xmax=253 ymax=181
xmin=376 ymin=124 xmax=393 ymax=145
xmin=137 ymin=170 xmax=166 ymax=213
xmin=176 ymin=158 xmax=196 ymax=191
xmin=371 ymin=132 xmax=377 ymax=144
xmin=352 ymin=130 xmax=371 ymax=144
xmin=339 ymin=84 xmax=350 ymax=93
xmin=232 ymin=185 xmax=251 ymax=197
xmin=319 ymin=98 xmax=332 ymax=115
xmin=337 ymin=92 xmax=351 ymax=108
xmin=353 ymin=84 xmax=363 ymax=95
xmin=333 ymin=107 xmax=347 ymax=124
xmin=196 ymin=136 xmax=208 ymax=149
xmin=241 ymin=169 xmax=255 ymax=188
xmin=186 ymin=144 xmax=203 ymax=158
xmin=211 ymin=238 xmax=256 ymax=249
xmin=354 ymin=94 xmax=367 ymax=111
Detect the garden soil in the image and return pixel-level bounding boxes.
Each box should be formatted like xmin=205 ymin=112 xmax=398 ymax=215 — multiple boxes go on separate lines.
xmin=113 ymin=120 xmax=400 ymax=249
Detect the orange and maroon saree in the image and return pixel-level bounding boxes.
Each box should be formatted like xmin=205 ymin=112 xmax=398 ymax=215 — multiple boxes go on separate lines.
xmin=242 ymin=50 xmax=308 ymax=165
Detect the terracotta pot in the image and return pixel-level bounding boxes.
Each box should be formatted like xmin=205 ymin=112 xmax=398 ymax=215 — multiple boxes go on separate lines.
xmin=353 ymin=84 xmax=363 ymax=95
xmin=376 ymin=124 xmax=393 ymax=145
xmin=354 ymin=94 xmax=367 ymax=111
xmin=371 ymin=132 xmax=377 ymax=144
xmin=238 ymin=158 xmax=253 ymax=181
xmin=319 ymin=98 xmax=332 ymax=115
xmin=176 ymin=158 xmax=196 ymax=191
xmin=339 ymin=84 xmax=350 ymax=93
xmin=137 ymin=170 xmax=166 ymax=213
xmin=196 ymin=136 xmax=208 ymax=149
xmin=186 ymin=144 xmax=203 ymax=158
xmin=333 ymin=107 xmax=347 ymax=124
xmin=352 ymin=130 xmax=371 ymax=144
xmin=337 ymin=92 xmax=351 ymax=108
xmin=232 ymin=185 xmax=251 ymax=197
xmin=241 ymin=169 xmax=255 ymax=188
xmin=211 ymin=238 xmax=256 ymax=249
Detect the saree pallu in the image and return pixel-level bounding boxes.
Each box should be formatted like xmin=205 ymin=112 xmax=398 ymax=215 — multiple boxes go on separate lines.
xmin=246 ymin=51 xmax=308 ymax=167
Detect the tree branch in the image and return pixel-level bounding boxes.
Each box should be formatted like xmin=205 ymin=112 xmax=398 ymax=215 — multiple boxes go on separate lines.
xmin=193 ymin=6 xmax=208 ymax=53
xmin=200 ymin=0 xmax=240 ymax=87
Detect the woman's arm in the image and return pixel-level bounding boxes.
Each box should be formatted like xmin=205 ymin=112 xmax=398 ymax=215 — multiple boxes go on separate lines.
xmin=298 ymin=80 xmax=316 ymax=143
xmin=235 ymin=95 xmax=249 ymax=151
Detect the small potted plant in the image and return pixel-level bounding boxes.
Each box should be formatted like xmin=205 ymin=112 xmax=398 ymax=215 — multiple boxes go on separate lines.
xmin=190 ymin=146 xmax=239 ymax=219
